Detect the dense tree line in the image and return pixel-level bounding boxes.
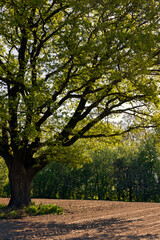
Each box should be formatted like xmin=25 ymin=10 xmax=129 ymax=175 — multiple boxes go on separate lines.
xmin=31 ymin=134 xmax=160 ymax=202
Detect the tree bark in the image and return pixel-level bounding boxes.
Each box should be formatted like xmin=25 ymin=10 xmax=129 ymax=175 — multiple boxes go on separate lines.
xmin=8 ymin=160 xmax=34 ymax=208
xmin=6 ymin=148 xmax=37 ymax=208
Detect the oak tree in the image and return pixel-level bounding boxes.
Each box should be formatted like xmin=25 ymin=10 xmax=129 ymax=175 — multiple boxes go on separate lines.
xmin=0 ymin=0 xmax=160 ymax=207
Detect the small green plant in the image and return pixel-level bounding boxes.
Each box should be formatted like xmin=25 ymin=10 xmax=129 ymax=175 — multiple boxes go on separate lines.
xmin=9 ymin=210 xmax=19 ymax=218
xmin=0 ymin=209 xmax=20 ymax=219
xmin=25 ymin=203 xmax=63 ymax=216
xmin=0 ymin=203 xmax=6 ymax=209
xmin=0 ymin=202 xmax=63 ymax=219
xmin=0 ymin=208 xmax=23 ymax=219
xmin=0 ymin=212 xmax=6 ymax=218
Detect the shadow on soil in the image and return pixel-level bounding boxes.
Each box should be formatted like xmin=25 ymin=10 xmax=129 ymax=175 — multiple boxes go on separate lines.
xmin=0 ymin=217 xmax=159 ymax=240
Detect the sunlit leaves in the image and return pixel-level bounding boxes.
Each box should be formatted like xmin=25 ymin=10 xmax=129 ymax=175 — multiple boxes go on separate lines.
xmin=0 ymin=0 xmax=160 ymax=163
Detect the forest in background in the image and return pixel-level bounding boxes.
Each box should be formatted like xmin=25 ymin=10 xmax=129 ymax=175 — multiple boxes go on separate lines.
xmin=1 ymin=131 xmax=160 ymax=203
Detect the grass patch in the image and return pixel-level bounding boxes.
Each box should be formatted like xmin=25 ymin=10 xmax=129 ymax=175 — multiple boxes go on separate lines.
xmin=25 ymin=203 xmax=63 ymax=216
xmin=0 ymin=202 xmax=64 ymax=219
xmin=0 ymin=203 xmax=6 ymax=209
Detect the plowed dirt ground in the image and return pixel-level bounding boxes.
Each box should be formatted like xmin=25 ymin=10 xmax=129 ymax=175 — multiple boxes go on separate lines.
xmin=0 ymin=198 xmax=160 ymax=239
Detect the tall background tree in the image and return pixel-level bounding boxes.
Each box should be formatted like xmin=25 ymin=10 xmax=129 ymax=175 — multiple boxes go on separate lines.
xmin=0 ymin=0 xmax=160 ymax=207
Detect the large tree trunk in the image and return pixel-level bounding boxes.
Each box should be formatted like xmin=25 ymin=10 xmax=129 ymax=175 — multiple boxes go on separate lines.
xmin=8 ymin=160 xmax=35 ymax=208
xmin=4 ymin=147 xmax=48 ymax=208
xmin=6 ymin=148 xmax=38 ymax=209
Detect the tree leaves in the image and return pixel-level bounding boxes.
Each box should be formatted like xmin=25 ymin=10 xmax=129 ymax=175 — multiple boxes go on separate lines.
xmin=0 ymin=0 xmax=160 ymax=165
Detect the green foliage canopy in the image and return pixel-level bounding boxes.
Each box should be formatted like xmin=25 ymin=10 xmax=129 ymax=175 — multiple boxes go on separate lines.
xmin=0 ymin=1 xmax=160 ymax=156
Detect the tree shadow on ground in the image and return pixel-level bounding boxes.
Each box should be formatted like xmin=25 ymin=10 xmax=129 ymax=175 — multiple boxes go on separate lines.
xmin=0 ymin=217 xmax=159 ymax=240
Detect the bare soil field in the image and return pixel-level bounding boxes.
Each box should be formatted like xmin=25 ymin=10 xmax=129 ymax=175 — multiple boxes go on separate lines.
xmin=0 ymin=198 xmax=160 ymax=239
